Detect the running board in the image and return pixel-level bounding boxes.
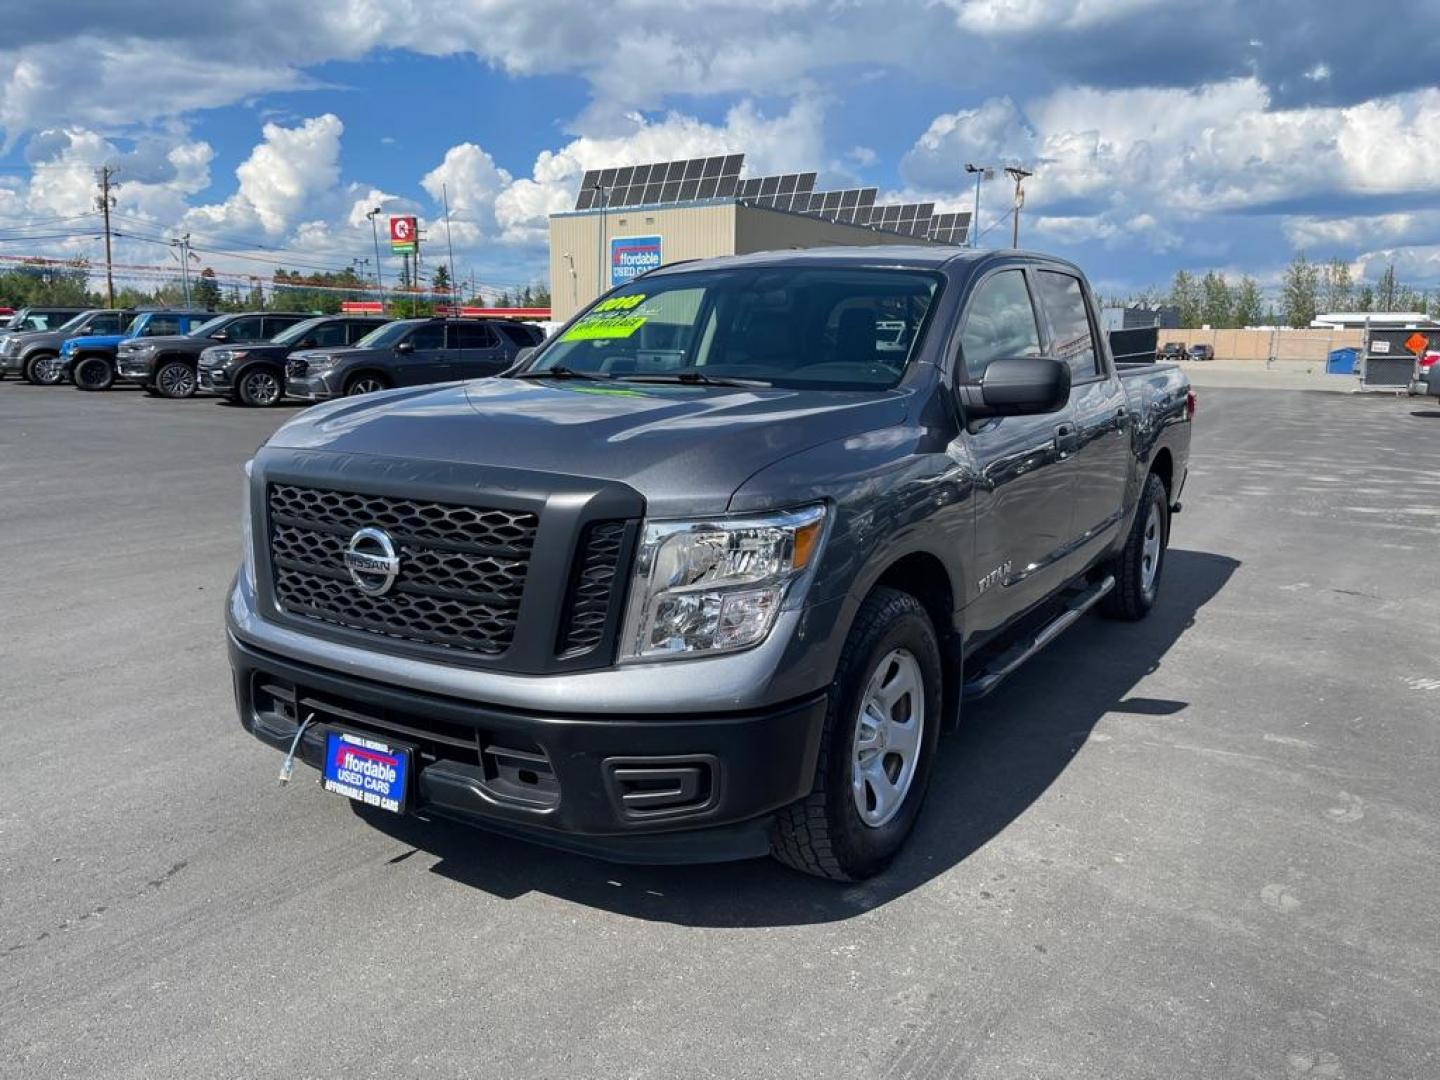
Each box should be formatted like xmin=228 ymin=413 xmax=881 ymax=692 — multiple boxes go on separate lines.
xmin=962 ymin=575 xmax=1115 ymax=701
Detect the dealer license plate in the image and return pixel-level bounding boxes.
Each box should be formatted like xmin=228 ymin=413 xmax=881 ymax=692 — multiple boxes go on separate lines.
xmin=321 ymin=730 xmax=412 ymax=814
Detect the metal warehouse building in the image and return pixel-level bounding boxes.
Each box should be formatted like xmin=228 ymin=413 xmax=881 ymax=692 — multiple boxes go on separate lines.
xmin=548 ymin=154 xmax=969 ymax=320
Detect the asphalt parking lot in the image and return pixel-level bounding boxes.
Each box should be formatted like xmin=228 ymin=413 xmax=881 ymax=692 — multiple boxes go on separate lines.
xmin=2 ymin=382 xmax=1438 ymax=1079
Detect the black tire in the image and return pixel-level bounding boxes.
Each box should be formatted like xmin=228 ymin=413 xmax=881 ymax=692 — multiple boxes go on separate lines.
xmin=771 ymin=587 xmax=943 ymax=881
xmin=236 ymin=365 xmax=285 ymax=407
xmin=1100 ymin=471 xmax=1169 ymax=621
xmin=154 ymin=360 xmax=197 ymax=399
xmin=72 ymin=356 xmax=115 ymax=391
xmin=344 ymin=372 xmax=389 ymax=396
xmin=25 ymin=353 xmax=62 ymax=385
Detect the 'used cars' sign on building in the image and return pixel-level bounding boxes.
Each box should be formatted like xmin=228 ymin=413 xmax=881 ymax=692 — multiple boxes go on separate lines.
xmin=610 ymin=236 xmax=662 ymax=288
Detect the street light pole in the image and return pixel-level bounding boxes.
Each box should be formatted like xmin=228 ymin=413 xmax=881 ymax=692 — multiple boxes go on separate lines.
xmin=964 ymin=163 xmax=992 ymax=248
xmin=1004 ymin=166 xmax=1033 ymax=249
xmin=366 ymin=207 xmax=385 ymax=312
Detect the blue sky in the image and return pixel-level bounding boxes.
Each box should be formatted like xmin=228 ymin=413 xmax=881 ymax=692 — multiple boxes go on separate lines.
xmin=3 ymin=0 xmax=1440 ymax=302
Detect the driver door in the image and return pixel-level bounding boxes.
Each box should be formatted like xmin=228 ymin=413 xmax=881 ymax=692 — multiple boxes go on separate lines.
xmin=392 ymin=322 xmax=452 ymax=386
xmin=957 ymin=267 xmax=1079 ymax=639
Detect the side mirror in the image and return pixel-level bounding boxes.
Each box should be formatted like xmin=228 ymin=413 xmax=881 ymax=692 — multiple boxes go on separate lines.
xmin=395 ymin=341 xmax=415 ymax=354
xmin=298 ymin=338 xmax=318 ymax=349
xmin=213 ymin=331 xmax=230 ymax=342
xmin=960 ymin=357 xmax=1070 ymax=420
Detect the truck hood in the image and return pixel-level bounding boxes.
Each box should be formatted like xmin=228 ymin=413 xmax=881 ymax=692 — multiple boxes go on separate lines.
xmin=63 ymin=333 xmax=126 ymax=351
xmin=266 ymin=377 xmax=910 ymax=515
xmin=119 ymin=334 xmax=210 ymax=351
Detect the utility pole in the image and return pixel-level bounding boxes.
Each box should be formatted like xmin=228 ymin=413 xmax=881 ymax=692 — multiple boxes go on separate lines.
xmin=1005 ymin=166 xmax=1033 ymax=249
xmin=964 ymin=163 xmax=992 ymax=248
xmin=172 ymin=233 xmax=193 ymax=306
xmin=442 ymin=183 xmax=459 ymax=315
xmin=95 ymin=166 xmax=119 ymax=307
xmin=365 ymin=207 xmax=385 ymax=312
xmin=592 ymin=182 xmax=609 ymax=302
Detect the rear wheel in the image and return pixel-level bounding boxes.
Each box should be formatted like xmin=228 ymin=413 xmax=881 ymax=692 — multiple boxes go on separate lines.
xmin=771 ymin=587 xmax=942 ymax=881
xmin=155 ymin=360 xmax=196 ymax=399
xmin=1100 ymin=471 xmax=1169 ymax=621
xmin=26 ymin=354 xmax=62 ymax=385
xmin=237 ymin=366 xmax=284 ymax=407
xmin=72 ymin=356 xmax=115 ymax=391
xmin=345 ymin=372 xmax=388 ymax=396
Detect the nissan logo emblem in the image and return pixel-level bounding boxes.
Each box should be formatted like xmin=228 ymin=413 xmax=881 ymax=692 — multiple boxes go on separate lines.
xmin=344 ymin=527 xmax=400 ymax=595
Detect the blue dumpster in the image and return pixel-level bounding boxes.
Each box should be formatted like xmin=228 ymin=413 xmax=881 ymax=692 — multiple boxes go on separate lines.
xmin=1326 ymin=347 xmax=1358 ymax=375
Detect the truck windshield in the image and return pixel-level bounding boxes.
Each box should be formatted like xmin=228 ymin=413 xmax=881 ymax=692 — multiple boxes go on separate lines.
xmin=529 ymin=268 xmax=941 ymax=390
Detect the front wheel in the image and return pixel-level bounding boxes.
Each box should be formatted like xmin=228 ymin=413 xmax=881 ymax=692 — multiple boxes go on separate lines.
xmin=1100 ymin=471 xmax=1170 ymax=621
xmin=237 ymin=366 xmax=284 ymax=407
xmin=154 ymin=360 xmax=197 ymax=399
xmin=27 ymin=354 xmax=63 ymax=385
xmin=344 ymin=373 xmax=388 ymax=396
xmin=771 ymin=587 xmax=942 ymax=881
xmin=72 ymin=356 xmax=115 ymax=391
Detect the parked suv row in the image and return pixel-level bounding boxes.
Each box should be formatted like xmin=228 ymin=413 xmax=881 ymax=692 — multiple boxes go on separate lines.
xmin=2 ymin=308 xmax=133 ymax=384
xmin=285 ymin=317 xmax=542 ymax=402
xmin=2 ymin=307 xmax=549 ymax=406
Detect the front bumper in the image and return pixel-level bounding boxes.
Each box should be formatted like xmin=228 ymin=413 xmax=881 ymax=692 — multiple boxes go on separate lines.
xmin=1409 ymin=375 xmax=1439 ymax=398
xmin=0 ymin=352 xmax=24 ymax=374
xmin=230 ymin=633 xmax=827 ymax=862
xmin=197 ymin=365 xmax=232 ymax=392
xmin=115 ymin=355 xmax=155 ymax=384
xmin=284 ymin=371 xmax=341 ymax=401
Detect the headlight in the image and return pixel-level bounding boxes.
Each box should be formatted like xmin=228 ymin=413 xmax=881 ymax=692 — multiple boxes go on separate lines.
xmin=240 ymin=459 xmax=257 ymax=592
xmin=619 ymin=504 xmax=827 ymax=661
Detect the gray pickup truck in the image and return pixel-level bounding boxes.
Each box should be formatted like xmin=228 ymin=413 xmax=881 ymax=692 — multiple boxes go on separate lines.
xmin=229 ymin=247 xmax=1193 ymax=880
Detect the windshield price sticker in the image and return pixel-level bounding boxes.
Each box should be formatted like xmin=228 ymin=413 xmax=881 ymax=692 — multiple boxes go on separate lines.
xmin=562 ymin=294 xmax=648 ymax=341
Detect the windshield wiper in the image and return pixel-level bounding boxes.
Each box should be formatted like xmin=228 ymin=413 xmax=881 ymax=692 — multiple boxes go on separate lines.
xmin=512 ymin=365 xmax=612 ymax=381
xmin=618 ymin=371 xmax=773 ymax=388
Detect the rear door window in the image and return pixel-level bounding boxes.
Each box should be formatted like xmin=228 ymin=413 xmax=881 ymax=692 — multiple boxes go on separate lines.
xmin=451 ymin=322 xmax=499 ymax=349
xmin=263 ymin=316 xmax=304 ymax=338
xmin=959 ymin=270 xmax=1042 ymax=381
xmin=142 ymin=315 xmax=182 ymax=336
xmin=346 ymin=321 xmax=382 ymax=344
xmin=1035 ymin=271 xmax=1101 ymax=379
xmin=89 ymin=312 xmax=127 ymax=334
xmin=308 ymin=322 xmax=349 ymax=347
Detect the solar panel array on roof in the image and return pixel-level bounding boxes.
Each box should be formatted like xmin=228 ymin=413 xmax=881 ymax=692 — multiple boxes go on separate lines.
xmin=926 ymin=211 xmax=971 ymax=245
xmin=733 ymin=173 xmax=818 ymax=212
xmin=571 ymin=153 xmax=968 ymax=245
xmin=574 ymin=154 xmax=744 ymax=210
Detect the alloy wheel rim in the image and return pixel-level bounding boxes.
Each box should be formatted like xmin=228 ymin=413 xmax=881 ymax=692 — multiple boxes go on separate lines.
xmin=1141 ymin=501 xmax=1162 ymax=594
xmin=160 ymin=365 xmax=193 ymax=396
xmin=35 ymin=358 xmax=61 ymax=384
xmin=851 ymin=648 xmax=925 ymax=828
xmin=244 ymin=371 xmax=280 ymax=405
xmin=350 ymin=378 xmax=381 ymax=395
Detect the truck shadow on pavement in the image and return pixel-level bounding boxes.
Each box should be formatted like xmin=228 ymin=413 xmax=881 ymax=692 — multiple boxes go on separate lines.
xmin=359 ymin=548 xmax=1239 ymax=926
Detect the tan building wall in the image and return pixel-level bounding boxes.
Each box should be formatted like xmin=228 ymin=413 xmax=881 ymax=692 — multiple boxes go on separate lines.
xmin=1175 ymin=327 xmax=1366 ymax=363
xmin=548 ymin=203 xmax=736 ymax=320
xmin=548 ymin=201 xmax=944 ymax=320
